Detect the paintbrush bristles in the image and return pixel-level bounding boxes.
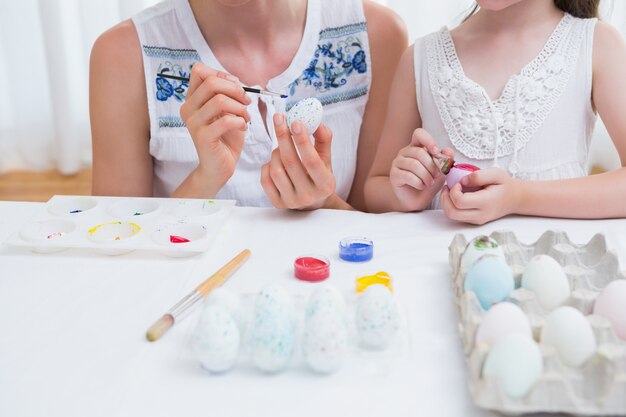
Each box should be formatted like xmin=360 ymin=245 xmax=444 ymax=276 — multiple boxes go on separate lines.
xmin=146 ymin=314 xmax=174 ymax=342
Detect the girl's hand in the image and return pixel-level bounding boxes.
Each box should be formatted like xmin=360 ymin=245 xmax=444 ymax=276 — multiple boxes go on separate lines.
xmin=389 ymin=128 xmax=453 ymax=210
xmin=179 ymin=63 xmax=252 ymax=196
xmin=261 ymin=114 xmax=338 ymax=210
xmin=440 ymin=167 xmax=524 ymax=225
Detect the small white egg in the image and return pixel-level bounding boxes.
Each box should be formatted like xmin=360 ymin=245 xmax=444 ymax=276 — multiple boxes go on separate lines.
xmin=251 ymin=284 xmax=295 ymax=373
xmin=464 ymin=255 xmax=515 ymax=310
xmin=475 ymin=302 xmax=533 ymax=347
xmin=356 ymin=284 xmax=399 ymax=349
xmin=204 ymin=288 xmax=244 ymax=329
xmin=286 ymin=98 xmax=323 ymax=135
xmin=306 ymin=284 xmax=347 ymax=320
xmin=460 ymin=235 xmax=505 ymax=274
xmin=593 ymin=280 xmax=626 ymax=341
xmin=303 ymin=306 xmax=348 ymax=374
xmin=521 ymin=255 xmax=571 ymax=310
xmin=483 ymin=334 xmax=543 ymax=399
xmin=192 ymin=305 xmax=240 ymax=373
xmin=541 ymin=306 xmax=596 ymax=367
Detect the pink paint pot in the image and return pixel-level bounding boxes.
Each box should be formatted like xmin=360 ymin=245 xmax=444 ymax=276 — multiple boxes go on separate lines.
xmin=446 ymin=164 xmax=481 ymax=192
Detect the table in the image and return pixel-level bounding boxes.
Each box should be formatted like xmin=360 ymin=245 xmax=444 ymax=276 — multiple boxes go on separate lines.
xmin=1 ymin=201 xmax=625 ymax=417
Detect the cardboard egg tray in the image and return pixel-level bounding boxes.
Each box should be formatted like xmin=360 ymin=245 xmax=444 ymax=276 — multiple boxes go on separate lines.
xmin=4 ymin=195 xmax=235 ymax=257
xmin=448 ymin=230 xmax=626 ymax=415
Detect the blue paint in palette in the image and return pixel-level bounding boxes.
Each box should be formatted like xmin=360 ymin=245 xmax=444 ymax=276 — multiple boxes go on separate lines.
xmin=339 ymin=237 xmax=374 ymax=262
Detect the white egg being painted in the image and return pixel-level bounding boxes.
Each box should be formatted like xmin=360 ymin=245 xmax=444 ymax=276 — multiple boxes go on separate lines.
xmin=521 ymin=255 xmax=571 ymax=311
xmin=303 ymin=306 xmax=348 ymax=374
xmin=541 ymin=306 xmax=597 ymax=367
xmin=356 ymin=284 xmax=399 ymax=349
xmin=251 ymin=284 xmax=295 ymax=373
xmin=460 ymin=235 xmax=505 ymax=275
xmin=192 ymin=305 xmax=240 ymax=373
xmin=483 ymin=334 xmax=543 ymax=399
xmin=286 ymin=98 xmax=323 ymax=135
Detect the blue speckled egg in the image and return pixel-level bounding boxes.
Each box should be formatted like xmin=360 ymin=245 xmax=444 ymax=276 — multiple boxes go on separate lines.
xmin=305 ymin=285 xmax=347 ymax=320
xmin=464 ymin=255 xmax=515 ymax=310
xmin=287 ymin=98 xmax=323 ymax=135
xmin=251 ymin=284 xmax=295 ymax=373
xmin=304 ymin=306 xmax=348 ymax=373
xmin=356 ymin=284 xmax=399 ymax=349
xmin=192 ymin=305 xmax=240 ymax=373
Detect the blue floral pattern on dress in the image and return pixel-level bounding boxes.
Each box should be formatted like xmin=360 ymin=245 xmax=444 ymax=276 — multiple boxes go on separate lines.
xmin=289 ymin=36 xmax=367 ymax=96
xmin=155 ymin=61 xmax=193 ymax=102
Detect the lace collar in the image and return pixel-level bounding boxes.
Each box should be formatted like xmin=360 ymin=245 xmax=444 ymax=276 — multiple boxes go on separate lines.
xmin=426 ymin=14 xmax=583 ymax=166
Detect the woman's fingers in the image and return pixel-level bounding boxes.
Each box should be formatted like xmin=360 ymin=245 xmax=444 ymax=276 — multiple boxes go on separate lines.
xmin=260 ymin=163 xmax=285 ymax=209
xmin=195 ymin=94 xmax=251 ymax=125
xmin=183 ymin=74 xmax=251 ymax=116
xmin=312 ymin=123 xmax=333 ymax=166
xmin=291 ymin=121 xmax=335 ymax=195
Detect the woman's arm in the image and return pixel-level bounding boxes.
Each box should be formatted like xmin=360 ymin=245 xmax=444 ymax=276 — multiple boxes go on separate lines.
xmin=442 ymin=22 xmax=626 ymax=224
xmin=348 ymin=0 xmax=409 ymax=210
xmin=90 ymin=21 xmax=153 ymax=197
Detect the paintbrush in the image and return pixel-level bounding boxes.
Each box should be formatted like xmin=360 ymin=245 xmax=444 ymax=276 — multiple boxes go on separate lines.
xmin=157 ymin=73 xmax=288 ymax=99
xmin=146 ymin=249 xmax=251 ymax=342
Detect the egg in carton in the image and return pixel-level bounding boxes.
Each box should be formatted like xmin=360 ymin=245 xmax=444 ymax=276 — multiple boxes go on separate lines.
xmin=448 ymin=230 xmax=626 ymax=415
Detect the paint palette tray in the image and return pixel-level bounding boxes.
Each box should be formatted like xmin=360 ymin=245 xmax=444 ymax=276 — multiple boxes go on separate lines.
xmin=4 ymin=195 xmax=235 ymax=257
xmin=448 ymin=230 xmax=626 ymax=416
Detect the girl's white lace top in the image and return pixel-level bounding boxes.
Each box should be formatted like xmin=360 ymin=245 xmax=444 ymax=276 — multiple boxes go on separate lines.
xmin=414 ymin=14 xmax=597 ymax=208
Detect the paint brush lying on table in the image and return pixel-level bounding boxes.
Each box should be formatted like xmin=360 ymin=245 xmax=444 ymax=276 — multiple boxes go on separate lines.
xmin=157 ymin=73 xmax=288 ymax=98
xmin=146 ymin=249 xmax=251 ymax=342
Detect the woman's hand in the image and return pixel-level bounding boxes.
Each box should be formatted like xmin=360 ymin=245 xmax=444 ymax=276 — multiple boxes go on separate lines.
xmin=261 ymin=114 xmax=342 ymax=210
xmin=440 ymin=167 xmax=524 ymax=225
xmin=179 ymin=63 xmax=252 ymax=196
xmin=389 ymin=128 xmax=453 ymax=211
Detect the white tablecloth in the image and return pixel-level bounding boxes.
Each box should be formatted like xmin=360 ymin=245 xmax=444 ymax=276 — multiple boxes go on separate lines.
xmin=1 ymin=201 xmax=625 ymax=417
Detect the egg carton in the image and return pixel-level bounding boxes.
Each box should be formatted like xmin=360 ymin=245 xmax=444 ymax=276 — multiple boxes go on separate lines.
xmin=448 ymin=230 xmax=626 ymax=415
xmin=3 ymin=195 xmax=235 ymax=257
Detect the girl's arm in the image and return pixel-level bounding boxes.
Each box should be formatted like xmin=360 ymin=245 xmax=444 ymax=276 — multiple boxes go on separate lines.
xmin=365 ymin=45 xmax=451 ymax=213
xmin=442 ymin=22 xmax=626 ymax=224
xmin=90 ymin=21 xmax=153 ymax=197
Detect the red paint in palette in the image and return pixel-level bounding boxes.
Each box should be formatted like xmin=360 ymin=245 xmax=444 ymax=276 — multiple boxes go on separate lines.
xmin=170 ymin=235 xmax=190 ymax=243
xmin=294 ymin=255 xmax=330 ymax=282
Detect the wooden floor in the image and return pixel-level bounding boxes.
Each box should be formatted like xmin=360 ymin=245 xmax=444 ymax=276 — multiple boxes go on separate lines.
xmin=0 ymin=169 xmax=92 ymax=202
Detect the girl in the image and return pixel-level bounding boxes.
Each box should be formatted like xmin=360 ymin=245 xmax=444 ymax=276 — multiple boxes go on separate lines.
xmin=365 ymin=0 xmax=626 ymax=224
xmin=90 ymin=0 xmax=407 ymax=210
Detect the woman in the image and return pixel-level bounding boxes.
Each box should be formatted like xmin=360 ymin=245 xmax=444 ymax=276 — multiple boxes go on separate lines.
xmin=90 ymin=0 xmax=407 ymax=210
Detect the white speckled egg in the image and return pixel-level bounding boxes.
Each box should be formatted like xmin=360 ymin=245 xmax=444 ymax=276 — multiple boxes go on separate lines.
xmin=541 ymin=306 xmax=596 ymax=367
xmin=192 ymin=305 xmax=240 ymax=373
xmin=356 ymin=284 xmax=399 ymax=349
xmin=475 ymin=302 xmax=533 ymax=347
xmin=303 ymin=306 xmax=348 ymax=374
xmin=521 ymin=255 xmax=571 ymax=310
xmin=204 ymin=288 xmax=244 ymax=329
xmin=464 ymin=255 xmax=515 ymax=310
xmin=483 ymin=334 xmax=543 ymax=399
xmin=460 ymin=235 xmax=505 ymax=274
xmin=251 ymin=284 xmax=295 ymax=373
xmin=287 ymin=98 xmax=323 ymax=135
xmin=306 ymin=285 xmax=347 ymax=320
xmin=594 ymin=280 xmax=626 ymax=341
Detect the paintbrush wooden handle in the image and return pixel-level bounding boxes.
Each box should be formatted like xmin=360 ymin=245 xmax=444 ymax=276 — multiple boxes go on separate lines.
xmin=197 ymin=249 xmax=251 ymax=296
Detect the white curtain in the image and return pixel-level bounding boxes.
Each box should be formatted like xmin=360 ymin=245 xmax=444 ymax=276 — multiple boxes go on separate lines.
xmin=0 ymin=0 xmax=158 ymax=175
xmin=0 ymin=0 xmax=624 ymax=175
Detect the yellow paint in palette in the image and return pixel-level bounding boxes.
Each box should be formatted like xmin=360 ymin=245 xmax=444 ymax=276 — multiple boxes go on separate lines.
xmin=87 ymin=222 xmax=141 ymax=241
xmin=356 ymin=271 xmax=393 ymax=293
